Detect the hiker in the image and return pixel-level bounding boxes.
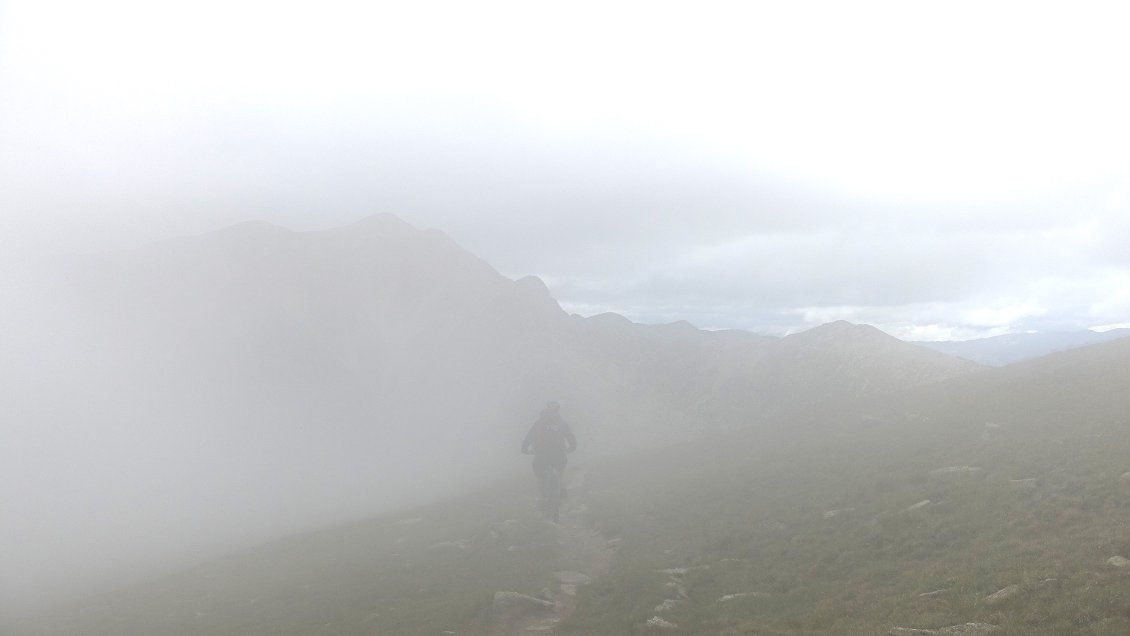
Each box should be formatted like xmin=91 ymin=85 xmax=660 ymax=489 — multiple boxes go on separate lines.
xmin=521 ymin=401 xmax=577 ymax=504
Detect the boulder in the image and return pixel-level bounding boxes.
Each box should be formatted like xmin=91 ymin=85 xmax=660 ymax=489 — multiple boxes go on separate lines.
xmin=891 ymin=624 xmax=998 ymax=635
xmin=645 ymin=616 xmax=678 ymax=630
xmin=983 ymin=584 xmax=1020 ymax=606
xmin=1107 ymin=556 xmax=1130 ymax=568
xmin=936 ymin=625 xmax=999 ymax=635
xmin=491 ymin=591 xmax=555 ymax=615
xmin=717 ymin=592 xmax=767 ymax=602
xmin=930 ymin=466 xmax=983 ymax=476
xmin=555 ymin=570 xmax=592 ymax=585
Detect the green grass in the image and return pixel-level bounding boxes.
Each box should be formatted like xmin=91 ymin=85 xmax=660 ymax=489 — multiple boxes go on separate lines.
xmin=561 ymin=403 xmax=1130 ymax=634
xmin=18 ymin=357 xmax=1130 ymax=634
xmin=17 ymin=478 xmax=576 ymax=636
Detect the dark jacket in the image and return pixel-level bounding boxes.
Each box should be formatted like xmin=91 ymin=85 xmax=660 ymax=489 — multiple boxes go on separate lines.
xmin=522 ymin=408 xmax=577 ymax=458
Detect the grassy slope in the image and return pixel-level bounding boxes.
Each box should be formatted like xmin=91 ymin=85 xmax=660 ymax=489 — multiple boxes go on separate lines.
xmin=14 ymin=478 xmax=576 ymax=636
xmin=564 ymin=341 xmax=1130 ymax=634
xmin=18 ymin=341 xmax=1130 ymax=635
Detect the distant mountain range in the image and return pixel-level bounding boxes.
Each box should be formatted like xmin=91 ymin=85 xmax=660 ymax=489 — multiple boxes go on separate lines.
xmin=914 ymin=328 xmax=1130 ymax=366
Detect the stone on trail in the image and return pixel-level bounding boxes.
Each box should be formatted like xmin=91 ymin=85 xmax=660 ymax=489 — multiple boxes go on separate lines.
xmin=492 ymin=591 xmax=555 ymax=615
xmin=930 ymin=466 xmax=983 ymax=476
xmin=935 ymin=624 xmax=999 ymax=635
xmin=645 ymin=616 xmax=678 ymax=630
xmin=524 ymin=616 xmax=560 ymax=632
xmin=982 ymin=584 xmax=1020 ymax=606
xmin=906 ymin=499 xmax=932 ymax=512
xmin=1107 ymin=555 xmax=1130 ymax=568
xmin=428 ymin=539 xmax=468 ymax=551
xmin=554 ymin=570 xmax=592 ymax=585
xmin=890 ymin=623 xmax=998 ymax=635
xmin=664 ymin=580 xmax=688 ymax=599
xmin=654 ymin=598 xmax=678 ymax=612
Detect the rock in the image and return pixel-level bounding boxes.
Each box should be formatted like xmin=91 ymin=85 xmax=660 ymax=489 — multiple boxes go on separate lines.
xmin=983 ymin=584 xmax=1020 ymax=606
xmin=645 ymin=616 xmax=678 ymax=630
xmin=891 ymin=624 xmax=998 ymax=635
xmin=664 ymin=581 xmax=688 ymax=599
xmin=906 ymin=499 xmax=932 ymax=512
xmin=917 ymin=588 xmax=951 ymax=598
xmin=936 ymin=624 xmax=999 ymax=635
xmin=555 ymin=570 xmax=592 ymax=585
xmin=654 ymin=598 xmax=678 ymax=612
xmin=1107 ymin=556 xmax=1130 ymax=568
xmin=717 ymin=592 xmax=764 ymax=602
xmin=930 ymin=466 xmax=983 ymax=476
xmin=491 ymin=591 xmax=555 ymax=615
xmin=525 ymin=616 xmax=560 ymax=632
xmin=489 ymin=519 xmax=522 ymax=540
xmin=428 ymin=539 xmax=468 ymax=551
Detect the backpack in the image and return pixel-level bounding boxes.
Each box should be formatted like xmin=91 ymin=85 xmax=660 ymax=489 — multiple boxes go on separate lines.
xmin=530 ymin=415 xmax=569 ymax=455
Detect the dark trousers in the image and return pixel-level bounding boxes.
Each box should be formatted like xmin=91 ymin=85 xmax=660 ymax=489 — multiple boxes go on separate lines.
xmin=532 ymin=452 xmax=567 ymax=476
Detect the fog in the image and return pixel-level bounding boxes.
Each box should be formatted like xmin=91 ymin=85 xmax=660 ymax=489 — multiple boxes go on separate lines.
xmin=5 ymin=3 xmax=1130 ymax=632
xmin=0 ymin=220 xmax=578 ymax=616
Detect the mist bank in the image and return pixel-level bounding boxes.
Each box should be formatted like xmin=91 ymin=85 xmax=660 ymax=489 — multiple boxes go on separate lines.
xmin=1 ymin=215 xmax=980 ymax=616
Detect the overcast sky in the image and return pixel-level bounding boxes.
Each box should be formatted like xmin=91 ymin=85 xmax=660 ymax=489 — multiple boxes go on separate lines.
xmin=2 ymin=1 xmax=1128 ymax=339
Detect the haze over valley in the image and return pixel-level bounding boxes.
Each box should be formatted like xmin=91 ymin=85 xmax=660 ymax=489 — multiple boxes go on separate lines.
xmin=4 ymin=2 xmax=1130 ymax=633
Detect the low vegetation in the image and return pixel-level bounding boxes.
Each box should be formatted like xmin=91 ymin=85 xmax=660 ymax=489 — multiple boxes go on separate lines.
xmin=18 ymin=343 xmax=1130 ymax=634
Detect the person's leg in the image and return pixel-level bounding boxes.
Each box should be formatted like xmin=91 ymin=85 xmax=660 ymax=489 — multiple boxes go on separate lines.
xmin=532 ymin=457 xmax=548 ymax=501
xmin=554 ymin=455 xmax=568 ymax=499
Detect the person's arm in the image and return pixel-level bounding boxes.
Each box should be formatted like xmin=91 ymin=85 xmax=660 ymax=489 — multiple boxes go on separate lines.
xmin=521 ymin=424 xmax=536 ymax=454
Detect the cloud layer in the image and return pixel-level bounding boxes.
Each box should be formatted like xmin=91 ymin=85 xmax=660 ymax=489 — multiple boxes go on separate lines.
xmin=2 ymin=1 xmax=1129 ymax=338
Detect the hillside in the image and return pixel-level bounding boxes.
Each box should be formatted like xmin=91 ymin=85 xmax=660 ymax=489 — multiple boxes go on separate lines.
xmin=565 ymin=336 xmax=1130 ymax=634
xmin=915 ymin=329 xmax=1130 ymax=366
xmin=2 ymin=215 xmax=981 ymax=618
xmin=16 ymin=336 xmax=1130 ymax=635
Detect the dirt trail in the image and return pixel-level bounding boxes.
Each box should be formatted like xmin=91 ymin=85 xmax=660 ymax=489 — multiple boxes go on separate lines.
xmin=490 ymin=465 xmax=616 ymax=635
